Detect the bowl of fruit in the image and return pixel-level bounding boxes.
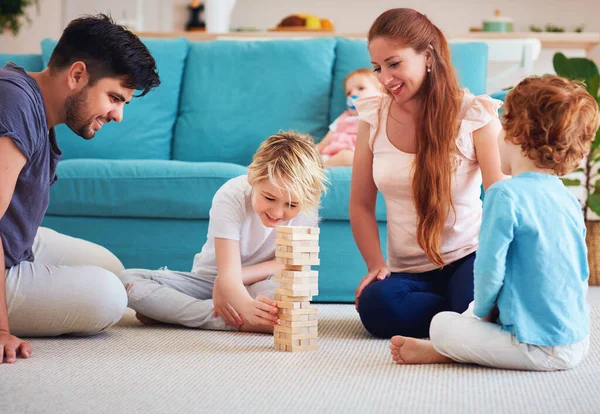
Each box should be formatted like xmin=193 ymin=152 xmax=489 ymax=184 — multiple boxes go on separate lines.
xmin=270 ymin=13 xmax=334 ymax=32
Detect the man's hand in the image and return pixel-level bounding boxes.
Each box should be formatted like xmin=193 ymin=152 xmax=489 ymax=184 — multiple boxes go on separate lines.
xmin=241 ymin=296 xmax=279 ymax=326
xmin=0 ymin=330 xmax=32 ymax=364
xmin=212 ymin=279 xmax=243 ymax=328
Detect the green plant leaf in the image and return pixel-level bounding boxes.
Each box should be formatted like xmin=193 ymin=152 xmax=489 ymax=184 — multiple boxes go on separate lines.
xmin=588 ymin=192 xmax=600 ymax=217
xmin=573 ymin=167 xmax=585 ymax=173
xmin=588 ymin=73 xmax=600 ymax=98
xmin=561 ymin=178 xmax=581 ymax=186
xmin=553 ymin=52 xmax=600 ymax=82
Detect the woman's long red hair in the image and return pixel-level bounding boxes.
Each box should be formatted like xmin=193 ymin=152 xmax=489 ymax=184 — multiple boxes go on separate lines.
xmin=369 ymin=9 xmax=462 ymax=266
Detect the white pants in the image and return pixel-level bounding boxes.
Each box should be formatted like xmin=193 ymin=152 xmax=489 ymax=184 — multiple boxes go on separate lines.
xmin=430 ymin=303 xmax=589 ymax=371
xmin=120 ymin=268 xmax=277 ymax=331
xmin=5 ymin=227 xmax=127 ymax=337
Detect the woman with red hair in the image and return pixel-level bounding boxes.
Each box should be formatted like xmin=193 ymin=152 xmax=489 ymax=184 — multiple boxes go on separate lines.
xmin=350 ymin=8 xmax=505 ymax=339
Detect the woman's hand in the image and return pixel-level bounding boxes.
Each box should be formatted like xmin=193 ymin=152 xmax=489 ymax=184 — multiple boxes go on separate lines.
xmin=355 ymin=265 xmax=391 ymax=309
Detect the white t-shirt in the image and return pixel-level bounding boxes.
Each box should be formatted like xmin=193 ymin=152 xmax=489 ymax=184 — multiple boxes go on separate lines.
xmin=192 ymin=174 xmax=318 ymax=278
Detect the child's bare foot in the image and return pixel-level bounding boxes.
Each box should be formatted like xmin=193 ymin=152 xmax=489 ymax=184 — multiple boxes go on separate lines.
xmin=135 ymin=312 xmax=161 ymax=325
xmin=389 ymin=335 xmax=453 ymax=365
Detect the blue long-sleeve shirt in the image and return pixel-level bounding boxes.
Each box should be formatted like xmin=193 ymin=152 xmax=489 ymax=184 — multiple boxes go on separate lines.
xmin=473 ymin=172 xmax=589 ymax=346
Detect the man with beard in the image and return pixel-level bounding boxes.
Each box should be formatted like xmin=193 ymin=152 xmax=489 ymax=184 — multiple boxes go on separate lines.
xmin=0 ymin=14 xmax=160 ymax=363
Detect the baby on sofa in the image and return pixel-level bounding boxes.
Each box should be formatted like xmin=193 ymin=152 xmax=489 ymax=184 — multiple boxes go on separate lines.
xmin=316 ymin=68 xmax=381 ymax=167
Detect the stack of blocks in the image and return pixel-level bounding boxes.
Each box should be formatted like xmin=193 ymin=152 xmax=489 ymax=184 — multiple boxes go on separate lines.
xmin=273 ymin=226 xmax=320 ymax=352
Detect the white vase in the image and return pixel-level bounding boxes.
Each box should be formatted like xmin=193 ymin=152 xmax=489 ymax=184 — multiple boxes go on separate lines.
xmin=205 ymin=0 xmax=237 ymax=33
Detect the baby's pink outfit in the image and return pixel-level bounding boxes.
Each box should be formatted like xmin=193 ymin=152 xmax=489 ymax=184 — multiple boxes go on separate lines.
xmin=320 ymin=110 xmax=360 ymax=156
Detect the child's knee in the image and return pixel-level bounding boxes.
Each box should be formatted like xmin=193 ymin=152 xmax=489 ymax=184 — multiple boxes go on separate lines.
xmin=429 ymin=311 xmax=458 ymax=343
xmin=78 ymin=268 xmax=128 ymax=335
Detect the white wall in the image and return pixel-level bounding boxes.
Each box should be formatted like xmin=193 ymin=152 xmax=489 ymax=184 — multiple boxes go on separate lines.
xmin=2 ymin=0 xmax=599 ymax=64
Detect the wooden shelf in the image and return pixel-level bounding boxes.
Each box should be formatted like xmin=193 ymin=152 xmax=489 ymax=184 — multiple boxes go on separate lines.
xmin=135 ymin=31 xmax=365 ymax=41
xmin=454 ymin=32 xmax=600 ymax=51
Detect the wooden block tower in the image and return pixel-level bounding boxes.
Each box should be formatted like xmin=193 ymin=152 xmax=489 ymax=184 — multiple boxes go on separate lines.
xmin=273 ymin=225 xmax=320 ymax=352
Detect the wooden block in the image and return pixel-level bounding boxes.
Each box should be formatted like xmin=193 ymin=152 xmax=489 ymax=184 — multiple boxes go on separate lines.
xmin=278 ymin=307 xmax=317 ymax=316
xmin=277 ymin=270 xmax=318 ymax=279
xmin=275 ymin=238 xmax=319 ymax=247
xmin=275 ymin=300 xmax=311 ymax=309
xmin=275 ymin=288 xmax=315 ymax=299
xmin=276 ymin=257 xmax=320 ymax=266
xmin=278 ymin=319 xmax=318 ymax=328
xmin=273 ymin=328 xmax=318 ymax=340
xmin=286 ymin=245 xmax=320 ymax=254
xmin=274 ymin=324 xmax=319 ymax=334
xmin=279 ymin=294 xmax=313 ymax=302
xmin=275 ymin=287 xmax=318 ymax=297
xmin=276 ymin=226 xmax=319 ymax=234
xmin=275 ymin=251 xmax=319 ymax=260
xmin=278 ymin=313 xmax=310 ymax=322
xmin=276 ymin=282 xmax=319 ymax=292
xmin=283 ymin=265 xmax=313 ymax=272
xmin=279 ymin=233 xmax=319 ymax=241
xmin=289 ymin=344 xmax=319 ymax=353
xmin=275 ymin=278 xmax=319 ymax=288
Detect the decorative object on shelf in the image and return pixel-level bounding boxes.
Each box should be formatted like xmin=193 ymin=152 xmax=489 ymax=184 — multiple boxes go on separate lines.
xmin=186 ymin=0 xmax=205 ymax=32
xmin=554 ymin=52 xmax=600 ymax=284
xmin=271 ymin=13 xmax=334 ymax=32
xmin=530 ymin=24 xmax=582 ymax=33
xmin=482 ymin=9 xmax=513 ymax=33
xmin=204 ymin=0 xmax=236 ymax=33
xmin=0 ymin=0 xmax=39 ymax=36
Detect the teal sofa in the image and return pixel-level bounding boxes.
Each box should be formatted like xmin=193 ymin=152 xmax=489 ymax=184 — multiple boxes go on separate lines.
xmin=1 ymin=37 xmax=491 ymax=302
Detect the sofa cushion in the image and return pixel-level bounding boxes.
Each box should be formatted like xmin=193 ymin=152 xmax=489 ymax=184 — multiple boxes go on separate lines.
xmin=321 ymin=167 xmax=386 ymax=222
xmin=173 ymin=38 xmax=336 ymax=165
xmin=47 ymin=159 xmax=247 ymax=219
xmin=40 ymin=38 xmax=189 ymax=160
xmin=330 ymin=39 xmax=489 ymax=123
xmin=0 ymin=54 xmax=44 ymax=72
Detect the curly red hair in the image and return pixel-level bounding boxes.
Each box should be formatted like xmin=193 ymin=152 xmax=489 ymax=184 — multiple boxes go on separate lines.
xmin=503 ymin=75 xmax=599 ymax=176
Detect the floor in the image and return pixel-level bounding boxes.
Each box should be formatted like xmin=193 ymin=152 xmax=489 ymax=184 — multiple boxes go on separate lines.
xmin=1 ymin=287 xmax=599 ymax=413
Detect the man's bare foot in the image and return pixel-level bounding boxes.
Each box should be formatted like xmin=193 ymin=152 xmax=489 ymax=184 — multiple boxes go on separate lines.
xmin=135 ymin=312 xmax=161 ymax=325
xmin=389 ymin=335 xmax=453 ymax=365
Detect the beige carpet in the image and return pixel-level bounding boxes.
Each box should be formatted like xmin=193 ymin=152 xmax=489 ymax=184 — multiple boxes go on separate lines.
xmin=1 ymin=305 xmax=599 ymax=413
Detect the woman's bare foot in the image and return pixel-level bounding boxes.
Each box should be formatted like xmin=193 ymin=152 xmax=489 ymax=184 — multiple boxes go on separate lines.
xmin=135 ymin=312 xmax=161 ymax=325
xmin=389 ymin=335 xmax=453 ymax=365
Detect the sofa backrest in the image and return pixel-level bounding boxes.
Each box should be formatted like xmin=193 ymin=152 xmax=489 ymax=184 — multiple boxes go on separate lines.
xmin=1 ymin=37 xmax=490 ymax=164
xmin=172 ymin=38 xmax=336 ymax=166
xmin=37 ymin=37 xmax=189 ymax=161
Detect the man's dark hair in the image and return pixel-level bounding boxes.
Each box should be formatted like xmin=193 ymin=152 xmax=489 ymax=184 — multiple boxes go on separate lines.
xmin=48 ymin=14 xmax=160 ymax=97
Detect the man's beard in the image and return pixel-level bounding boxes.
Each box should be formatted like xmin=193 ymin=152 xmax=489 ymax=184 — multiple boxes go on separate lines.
xmin=65 ymin=88 xmax=96 ymax=140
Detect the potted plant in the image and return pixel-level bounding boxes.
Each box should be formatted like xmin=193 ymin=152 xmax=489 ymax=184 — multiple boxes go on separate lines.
xmin=0 ymin=0 xmax=39 ymax=36
xmin=553 ymin=52 xmax=600 ymax=284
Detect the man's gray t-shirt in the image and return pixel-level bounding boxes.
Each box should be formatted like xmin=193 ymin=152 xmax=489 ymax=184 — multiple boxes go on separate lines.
xmin=0 ymin=63 xmax=61 ymax=268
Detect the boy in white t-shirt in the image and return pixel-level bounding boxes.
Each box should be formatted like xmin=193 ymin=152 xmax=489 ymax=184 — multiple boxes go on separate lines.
xmin=120 ymin=132 xmax=328 ymax=332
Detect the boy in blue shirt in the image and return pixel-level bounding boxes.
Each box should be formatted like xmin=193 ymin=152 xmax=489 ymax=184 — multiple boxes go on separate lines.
xmin=389 ymin=75 xmax=599 ymax=370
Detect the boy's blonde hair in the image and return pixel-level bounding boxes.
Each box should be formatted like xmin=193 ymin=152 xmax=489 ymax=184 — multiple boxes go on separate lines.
xmin=503 ymin=75 xmax=599 ymax=176
xmin=344 ymin=68 xmax=378 ymax=91
xmin=248 ymin=131 xmax=329 ymax=213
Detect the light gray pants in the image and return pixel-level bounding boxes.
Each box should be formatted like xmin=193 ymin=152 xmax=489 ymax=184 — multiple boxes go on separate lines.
xmin=430 ymin=302 xmax=590 ymax=371
xmin=120 ymin=268 xmax=278 ymax=331
xmin=5 ymin=227 xmax=127 ymax=337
